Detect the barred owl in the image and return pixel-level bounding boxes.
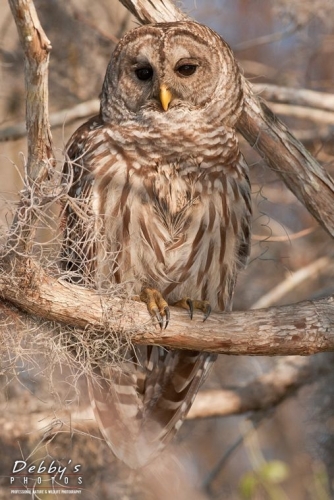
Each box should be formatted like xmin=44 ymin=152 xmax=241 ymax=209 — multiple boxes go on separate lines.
xmin=63 ymin=20 xmax=251 ymax=469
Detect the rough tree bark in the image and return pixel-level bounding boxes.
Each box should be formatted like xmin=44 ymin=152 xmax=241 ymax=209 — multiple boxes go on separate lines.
xmin=1 ymin=259 xmax=334 ymax=355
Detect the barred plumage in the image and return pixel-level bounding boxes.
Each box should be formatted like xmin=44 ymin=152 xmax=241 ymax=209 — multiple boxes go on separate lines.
xmin=63 ymin=20 xmax=251 ymax=469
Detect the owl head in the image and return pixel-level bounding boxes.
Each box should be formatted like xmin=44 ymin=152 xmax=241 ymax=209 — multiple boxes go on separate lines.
xmin=100 ymin=21 xmax=243 ymax=126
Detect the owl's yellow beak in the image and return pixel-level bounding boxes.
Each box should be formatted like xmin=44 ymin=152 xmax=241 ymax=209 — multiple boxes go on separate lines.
xmin=159 ymin=84 xmax=173 ymax=111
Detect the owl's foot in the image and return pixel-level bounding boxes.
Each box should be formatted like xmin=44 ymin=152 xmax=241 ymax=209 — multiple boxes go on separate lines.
xmin=174 ymin=297 xmax=211 ymax=321
xmin=139 ymin=287 xmax=170 ymax=329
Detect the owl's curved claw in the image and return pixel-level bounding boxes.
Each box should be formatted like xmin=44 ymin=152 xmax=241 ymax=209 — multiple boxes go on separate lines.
xmin=153 ymin=306 xmax=169 ymax=329
xmin=186 ymin=298 xmax=194 ymax=320
xmin=163 ymin=306 xmax=170 ymax=329
xmin=192 ymin=299 xmax=211 ymax=321
xmin=174 ymin=298 xmax=211 ymax=322
xmin=139 ymin=287 xmax=170 ymax=329
xmin=202 ymin=303 xmax=211 ymax=322
xmin=154 ymin=310 xmax=164 ymax=329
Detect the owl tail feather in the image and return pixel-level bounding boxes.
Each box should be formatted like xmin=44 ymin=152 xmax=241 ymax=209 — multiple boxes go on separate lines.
xmin=87 ymin=347 xmax=216 ymax=469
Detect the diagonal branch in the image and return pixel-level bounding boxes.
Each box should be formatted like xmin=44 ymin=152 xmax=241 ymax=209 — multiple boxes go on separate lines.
xmin=239 ymin=84 xmax=334 ymax=238
xmin=118 ymin=0 xmax=186 ymax=23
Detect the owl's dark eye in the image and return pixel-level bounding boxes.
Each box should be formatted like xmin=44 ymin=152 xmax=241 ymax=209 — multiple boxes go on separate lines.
xmin=176 ymin=64 xmax=197 ymax=77
xmin=135 ymin=66 xmax=153 ymax=81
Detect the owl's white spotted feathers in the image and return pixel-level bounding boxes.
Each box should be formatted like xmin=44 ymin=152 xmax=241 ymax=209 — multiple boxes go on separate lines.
xmin=63 ymin=20 xmax=251 ymax=468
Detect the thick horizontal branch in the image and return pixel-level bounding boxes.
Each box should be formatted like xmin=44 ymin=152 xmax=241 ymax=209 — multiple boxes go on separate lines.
xmin=1 ymin=257 xmax=333 ymax=356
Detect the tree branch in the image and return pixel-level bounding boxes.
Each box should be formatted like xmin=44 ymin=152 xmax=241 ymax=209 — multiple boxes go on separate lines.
xmin=189 ymin=354 xmax=331 ymax=419
xmin=8 ymin=0 xmax=53 ymax=176
xmin=252 ymin=83 xmax=334 ymax=111
xmin=266 ymin=103 xmax=334 ymax=125
xmin=1 ymin=257 xmax=333 ymax=355
xmin=239 ymin=84 xmax=334 ymax=238
xmin=0 ymin=99 xmax=100 ymax=142
xmin=250 ymin=255 xmax=332 ymax=309
xmin=7 ymin=0 xmax=55 ymax=253
xmin=118 ymin=0 xmax=187 ymax=23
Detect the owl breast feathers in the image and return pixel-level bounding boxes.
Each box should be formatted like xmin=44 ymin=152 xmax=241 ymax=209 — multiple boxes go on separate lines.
xmin=63 ymin=20 xmax=251 ymax=468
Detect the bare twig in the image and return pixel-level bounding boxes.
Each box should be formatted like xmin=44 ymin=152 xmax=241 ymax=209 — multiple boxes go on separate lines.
xmin=73 ymin=11 xmax=119 ymax=43
xmin=235 ymin=23 xmax=303 ymax=51
xmin=252 ymin=226 xmax=315 ymax=242
xmin=0 ymin=99 xmax=100 ymax=142
xmin=251 ymin=255 xmax=332 ymax=309
xmin=265 ymin=103 xmax=334 ymax=125
xmin=293 ymin=126 xmax=334 ymax=144
xmin=253 ymin=84 xmax=334 ymax=111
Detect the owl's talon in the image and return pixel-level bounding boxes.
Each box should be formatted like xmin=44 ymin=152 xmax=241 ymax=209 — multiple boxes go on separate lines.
xmin=203 ymin=303 xmax=211 ymax=322
xmin=186 ymin=298 xmax=194 ymax=320
xmin=164 ymin=306 xmax=170 ymax=329
xmin=154 ymin=310 xmax=163 ymax=329
xmin=193 ymin=300 xmax=211 ymax=321
xmin=174 ymin=297 xmax=211 ymax=321
xmin=140 ymin=287 xmax=170 ymax=329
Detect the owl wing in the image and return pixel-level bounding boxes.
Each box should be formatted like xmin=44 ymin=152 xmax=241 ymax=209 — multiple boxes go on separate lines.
xmin=61 ymin=117 xmax=101 ymax=285
xmin=62 ymin=118 xmax=217 ymax=469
